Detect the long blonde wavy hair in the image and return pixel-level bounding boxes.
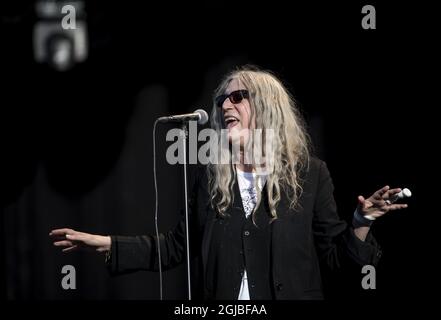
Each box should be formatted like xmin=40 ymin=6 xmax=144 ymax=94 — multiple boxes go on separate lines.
xmin=208 ymin=66 xmax=310 ymax=219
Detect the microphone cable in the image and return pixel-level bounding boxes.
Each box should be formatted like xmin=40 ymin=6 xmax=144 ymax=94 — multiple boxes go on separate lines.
xmin=153 ymin=119 xmax=163 ymax=300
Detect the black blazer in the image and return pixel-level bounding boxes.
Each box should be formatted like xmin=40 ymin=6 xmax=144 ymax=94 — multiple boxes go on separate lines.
xmin=108 ymin=158 xmax=382 ymax=299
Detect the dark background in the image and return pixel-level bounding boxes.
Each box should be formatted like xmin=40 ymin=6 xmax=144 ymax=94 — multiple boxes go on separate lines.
xmin=1 ymin=1 xmax=424 ymax=301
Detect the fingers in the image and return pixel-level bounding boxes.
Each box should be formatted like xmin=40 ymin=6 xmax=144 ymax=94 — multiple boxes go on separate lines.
xmin=50 ymin=235 xmax=68 ymax=241
xmin=66 ymin=233 xmax=88 ymax=242
xmin=365 ymin=195 xmax=388 ymax=209
xmin=49 ymin=228 xmax=88 ymax=242
xmin=371 ymin=185 xmax=407 ymax=206
xmin=49 ymin=229 xmax=79 ymax=244
xmin=54 ymin=239 xmax=82 ymax=253
xmin=51 ymin=229 xmax=87 ymax=248
xmin=50 ymin=228 xmax=95 ymax=253
xmin=357 ymin=195 xmax=365 ymax=208
xmin=386 ymin=203 xmax=408 ymax=211
xmin=358 ymin=195 xmax=376 ymax=211
xmin=54 ymin=240 xmax=75 ymax=247
xmin=373 ymin=185 xmax=390 ymax=200
xmin=382 ymin=188 xmax=402 ymax=200
xmin=373 ymin=186 xmax=405 ymax=200
xmin=49 ymin=228 xmax=76 ymax=237
xmin=62 ymin=245 xmax=79 ymax=253
xmin=364 ymin=202 xmax=408 ymax=218
xmin=359 ymin=195 xmax=385 ymax=212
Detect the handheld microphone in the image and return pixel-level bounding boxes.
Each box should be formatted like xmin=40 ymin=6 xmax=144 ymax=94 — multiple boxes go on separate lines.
xmin=384 ymin=188 xmax=412 ymax=205
xmin=157 ymin=109 xmax=209 ymax=125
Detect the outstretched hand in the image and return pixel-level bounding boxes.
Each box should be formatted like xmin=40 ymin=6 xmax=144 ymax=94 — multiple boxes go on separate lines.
xmin=49 ymin=228 xmax=111 ymax=253
xmin=357 ymin=185 xmax=408 ymax=220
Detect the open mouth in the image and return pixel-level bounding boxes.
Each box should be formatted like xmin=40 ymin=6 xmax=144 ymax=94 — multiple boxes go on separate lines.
xmin=224 ymin=116 xmax=239 ymax=129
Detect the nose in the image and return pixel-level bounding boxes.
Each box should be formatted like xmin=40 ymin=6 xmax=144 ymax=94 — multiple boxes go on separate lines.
xmin=221 ymin=98 xmax=234 ymax=113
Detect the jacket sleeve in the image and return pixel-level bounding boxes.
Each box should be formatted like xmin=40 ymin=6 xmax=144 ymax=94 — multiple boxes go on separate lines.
xmin=107 ymin=220 xmax=187 ymax=274
xmin=107 ymin=166 xmax=205 ymax=275
xmin=312 ymin=160 xmax=382 ymax=270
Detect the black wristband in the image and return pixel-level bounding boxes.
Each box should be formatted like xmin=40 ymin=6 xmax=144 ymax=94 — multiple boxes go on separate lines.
xmin=353 ymin=209 xmax=374 ymax=228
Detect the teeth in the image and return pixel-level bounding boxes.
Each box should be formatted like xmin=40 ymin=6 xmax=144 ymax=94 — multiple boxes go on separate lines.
xmin=225 ymin=116 xmax=238 ymax=123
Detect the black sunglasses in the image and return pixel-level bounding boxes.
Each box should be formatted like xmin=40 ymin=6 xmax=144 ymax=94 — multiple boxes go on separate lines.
xmin=215 ymin=90 xmax=249 ymax=108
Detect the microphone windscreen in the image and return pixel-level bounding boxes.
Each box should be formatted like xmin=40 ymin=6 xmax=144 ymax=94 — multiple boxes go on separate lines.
xmin=195 ymin=109 xmax=209 ymax=125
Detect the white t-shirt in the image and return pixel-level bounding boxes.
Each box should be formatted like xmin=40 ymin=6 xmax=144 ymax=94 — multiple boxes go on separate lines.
xmin=236 ymin=168 xmax=267 ymax=300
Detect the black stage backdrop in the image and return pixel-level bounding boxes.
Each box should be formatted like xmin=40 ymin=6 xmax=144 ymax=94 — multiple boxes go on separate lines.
xmin=1 ymin=1 xmax=424 ymax=301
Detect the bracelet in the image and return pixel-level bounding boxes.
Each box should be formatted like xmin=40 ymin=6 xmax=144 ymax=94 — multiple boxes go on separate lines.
xmin=353 ymin=209 xmax=374 ymax=228
xmin=105 ymin=250 xmax=112 ymax=264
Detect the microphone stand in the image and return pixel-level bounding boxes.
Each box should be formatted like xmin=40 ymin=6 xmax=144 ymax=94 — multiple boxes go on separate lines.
xmin=180 ymin=123 xmax=192 ymax=300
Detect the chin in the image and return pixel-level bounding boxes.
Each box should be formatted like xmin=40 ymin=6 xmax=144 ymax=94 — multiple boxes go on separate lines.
xmin=227 ymin=131 xmax=240 ymax=143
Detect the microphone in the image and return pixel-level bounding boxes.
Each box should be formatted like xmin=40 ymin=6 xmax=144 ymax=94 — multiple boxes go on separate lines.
xmin=157 ymin=109 xmax=209 ymax=125
xmin=385 ymin=188 xmax=412 ymax=205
